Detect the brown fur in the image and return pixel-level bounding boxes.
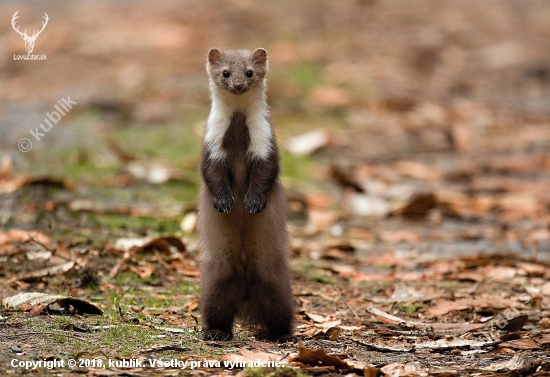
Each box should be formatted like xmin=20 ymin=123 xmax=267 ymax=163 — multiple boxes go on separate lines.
xmin=198 ymin=49 xmax=295 ymax=341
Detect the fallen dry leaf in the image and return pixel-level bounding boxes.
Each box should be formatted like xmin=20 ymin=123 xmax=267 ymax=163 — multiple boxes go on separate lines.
xmin=0 ymin=229 xmax=52 ymax=255
xmin=482 ymin=354 xmax=541 ymax=373
xmin=391 ymin=283 xmax=432 ymax=301
xmin=180 ymin=212 xmax=198 ymax=233
xmin=0 ymin=175 xmax=69 ymax=194
xmin=393 ymin=160 xmax=444 ymax=181
xmin=221 ymin=348 xmax=282 ymax=364
xmin=500 ymin=314 xmax=528 ymax=331
xmin=329 ymin=165 xmax=364 ymax=193
xmin=18 ymin=261 xmax=75 ymax=281
xmin=3 ymin=292 xmax=102 ymax=315
xmin=396 ymin=192 xmax=437 ymax=218
xmin=0 ymin=229 xmax=51 ymax=246
xmin=169 ymin=259 xmax=200 ymax=277
xmin=534 ymin=333 xmax=550 ymax=347
xmin=347 ymin=193 xmax=391 ymax=217
xmin=286 ymin=129 xmax=331 ymax=156
xmin=124 ymin=160 xmax=186 ymax=184
xmin=294 ymin=341 xmax=351 ymax=372
xmin=307 ymin=208 xmax=339 ymax=230
xmin=497 ymin=338 xmax=541 ymax=350
xmin=426 ymin=298 xmax=515 ymax=318
xmin=129 ymin=264 xmax=156 ymax=280
xmin=367 ymin=306 xmax=486 ymax=335
xmin=114 ymin=236 xmax=186 ymax=254
xmin=478 ymin=265 xmax=517 ymax=281
xmin=367 ymin=306 xmax=405 ymax=325
xmin=513 ymin=262 xmax=547 ymax=277
xmin=304 ymin=311 xmax=329 ymax=324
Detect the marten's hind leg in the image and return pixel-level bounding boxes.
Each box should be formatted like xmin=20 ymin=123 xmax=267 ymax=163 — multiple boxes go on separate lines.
xmin=243 ymin=187 xmax=295 ymax=341
xmin=247 ymin=274 xmax=294 ymax=341
xmin=199 ymin=256 xmax=245 ymax=340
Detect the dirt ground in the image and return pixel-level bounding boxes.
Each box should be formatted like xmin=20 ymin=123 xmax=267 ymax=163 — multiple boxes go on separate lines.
xmin=1 ymin=1 xmax=550 ymax=376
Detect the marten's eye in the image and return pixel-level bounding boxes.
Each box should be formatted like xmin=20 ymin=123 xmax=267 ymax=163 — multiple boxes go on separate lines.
xmin=246 ymin=70 xmax=253 ymax=78
xmin=223 ymin=70 xmax=231 ymax=78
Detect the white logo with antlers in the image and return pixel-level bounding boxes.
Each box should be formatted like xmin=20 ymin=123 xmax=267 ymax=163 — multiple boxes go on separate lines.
xmin=11 ymin=11 xmax=49 ymax=54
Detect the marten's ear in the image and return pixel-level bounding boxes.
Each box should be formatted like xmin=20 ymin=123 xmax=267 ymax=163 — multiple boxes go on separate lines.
xmin=252 ymin=48 xmax=268 ymax=66
xmin=208 ymin=48 xmax=224 ymax=65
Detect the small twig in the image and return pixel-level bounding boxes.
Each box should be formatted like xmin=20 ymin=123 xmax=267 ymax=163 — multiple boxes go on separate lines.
xmin=201 ymin=340 xmax=246 ymax=348
xmin=469 ymin=280 xmax=484 ymax=296
xmin=139 ymin=345 xmax=190 ymax=354
xmin=20 ymin=234 xmax=55 ymax=253
xmin=337 ymin=288 xmax=360 ymax=320
xmin=153 ymin=250 xmax=171 ymax=269
xmin=277 ymin=352 xmax=290 ymax=362
xmin=530 ymin=240 xmax=539 ymax=262
xmin=103 ymin=135 xmax=136 ymax=162
xmin=2 ymin=331 xmax=45 ymax=338
xmin=109 ymin=249 xmax=131 ymax=278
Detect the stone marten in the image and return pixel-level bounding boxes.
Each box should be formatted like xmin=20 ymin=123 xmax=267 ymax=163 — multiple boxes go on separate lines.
xmin=198 ymin=48 xmax=295 ymax=341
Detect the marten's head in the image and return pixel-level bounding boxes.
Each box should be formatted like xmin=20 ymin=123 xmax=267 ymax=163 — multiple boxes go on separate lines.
xmin=207 ymin=48 xmax=268 ymax=96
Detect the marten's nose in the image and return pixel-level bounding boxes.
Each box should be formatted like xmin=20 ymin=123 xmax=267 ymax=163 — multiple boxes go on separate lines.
xmin=234 ymin=83 xmax=243 ymax=91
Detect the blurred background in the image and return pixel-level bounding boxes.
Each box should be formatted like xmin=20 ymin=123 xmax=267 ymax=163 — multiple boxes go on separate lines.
xmin=1 ymin=0 xmax=550 ymax=259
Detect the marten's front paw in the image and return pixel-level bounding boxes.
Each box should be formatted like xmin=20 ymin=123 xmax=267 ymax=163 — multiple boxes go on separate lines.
xmin=245 ymin=191 xmax=267 ymax=213
xmin=213 ymin=192 xmax=234 ymax=213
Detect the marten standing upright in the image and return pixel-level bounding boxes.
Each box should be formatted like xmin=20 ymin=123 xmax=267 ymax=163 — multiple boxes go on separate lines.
xmin=198 ymin=48 xmax=294 ymax=341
